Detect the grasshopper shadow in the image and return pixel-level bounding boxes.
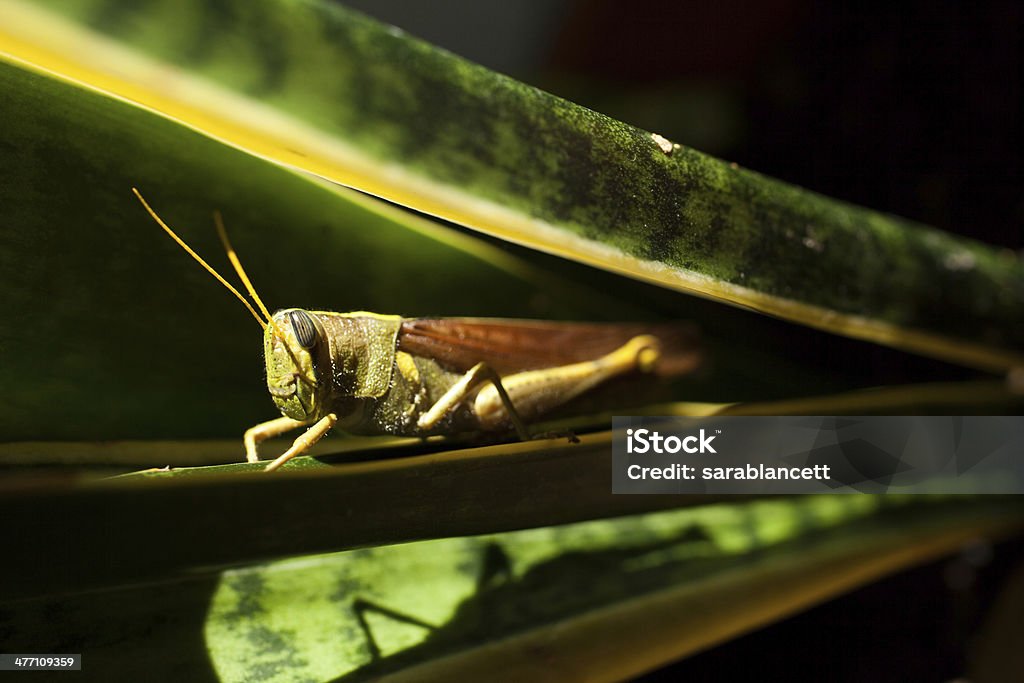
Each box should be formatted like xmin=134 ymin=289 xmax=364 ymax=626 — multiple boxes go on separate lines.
xmin=332 ymin=523 xmax=719 ymax=682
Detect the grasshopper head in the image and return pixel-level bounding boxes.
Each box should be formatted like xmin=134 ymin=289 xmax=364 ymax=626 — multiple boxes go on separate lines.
xmin=264 ymin=309 xmax=331 ymax=421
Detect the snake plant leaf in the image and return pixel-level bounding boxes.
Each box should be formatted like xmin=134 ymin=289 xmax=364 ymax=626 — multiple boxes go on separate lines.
xmin=1 ymin=0 xmax=1021 ymax=370
xmin=0 ymin=433 xmax=729 ymax=602
xmin=0 ymin=58 xmax=638 ymax=442
xmin=3 ymin=379 xmax=1018 ymax=468
xmin=5 ymin=384 xmax=1020 ymax=604
xmin=1 ymin=496 xmax=1020 ymax=681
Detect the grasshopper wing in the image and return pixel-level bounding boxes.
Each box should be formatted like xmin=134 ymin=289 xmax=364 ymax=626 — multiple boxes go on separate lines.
xmin=397 ymin=319 xmax=701 ymax=377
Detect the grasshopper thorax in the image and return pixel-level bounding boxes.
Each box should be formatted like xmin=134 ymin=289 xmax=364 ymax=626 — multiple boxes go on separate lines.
xmin=264 ymin=308 xmax=331 ymax=421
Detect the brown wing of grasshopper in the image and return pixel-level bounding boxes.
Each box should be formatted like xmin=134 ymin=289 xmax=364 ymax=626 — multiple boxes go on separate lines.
xmin=397 ymin=319 xmax=702 ymax=377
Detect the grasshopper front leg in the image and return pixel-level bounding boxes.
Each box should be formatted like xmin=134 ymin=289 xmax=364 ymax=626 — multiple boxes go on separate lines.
xmin=244 ymin=416 xmax=310 ymax=462
xmin=244 ymin=414 xmax=339 ymax=472
xmin=262 ymin=413 xmax=339 ymax=472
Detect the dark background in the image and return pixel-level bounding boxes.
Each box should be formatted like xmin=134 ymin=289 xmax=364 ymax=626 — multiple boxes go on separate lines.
xmin=339 ymin=2 xmax=1024 ymax=680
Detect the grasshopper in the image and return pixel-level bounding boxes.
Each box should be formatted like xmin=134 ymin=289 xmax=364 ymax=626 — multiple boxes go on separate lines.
xmin=133 ymin=190 xmax=701 ymax=471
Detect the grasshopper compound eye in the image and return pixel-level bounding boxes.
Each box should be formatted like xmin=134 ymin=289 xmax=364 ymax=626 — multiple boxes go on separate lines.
xmin=288 ymin=310 xmax=319 ymax=349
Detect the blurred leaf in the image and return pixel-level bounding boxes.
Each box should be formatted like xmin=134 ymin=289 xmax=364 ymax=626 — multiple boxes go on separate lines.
xmin=2 ymin=0 xmax=1022 ymax=369
xmin=4 ymin=382 xmax=1020 ymax=604
xmin=1 ymin=495 xmax=1020 ymax=681
xmin=0 ymin=432 xmax=728 ymax=602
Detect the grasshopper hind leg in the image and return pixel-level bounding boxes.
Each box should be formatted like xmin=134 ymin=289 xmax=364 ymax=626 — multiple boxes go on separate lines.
xmin=473 ymin=335 xmax=662 ymax=431
xmin=418 ymin=335 xmax=661 ymax=439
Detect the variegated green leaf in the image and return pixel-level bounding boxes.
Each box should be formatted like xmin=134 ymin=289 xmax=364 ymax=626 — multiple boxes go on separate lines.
xmin=2 ymin=0 xmax=1021 ymax=369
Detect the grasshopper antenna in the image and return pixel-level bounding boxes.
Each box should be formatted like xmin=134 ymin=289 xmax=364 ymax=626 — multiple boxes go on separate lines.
xmin=212 ymin=209 xmax=314 ymax=387
xmin=213 ymin=210 xmax=280 ymax=336
xmin=132 ymin=188 xmax=267 ymax=330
